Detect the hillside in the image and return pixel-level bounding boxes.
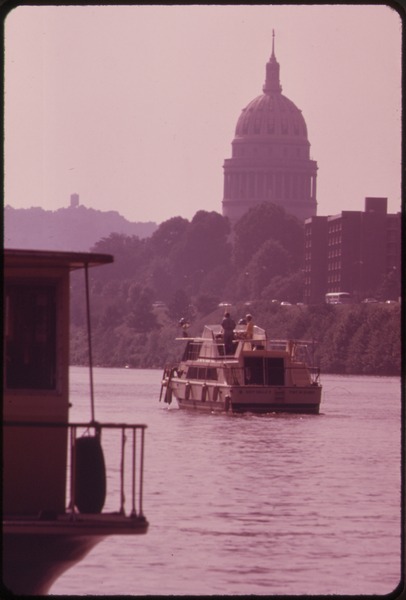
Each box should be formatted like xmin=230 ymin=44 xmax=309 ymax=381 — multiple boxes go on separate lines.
xmin=4 ymin=204 xmax=157 ymax=251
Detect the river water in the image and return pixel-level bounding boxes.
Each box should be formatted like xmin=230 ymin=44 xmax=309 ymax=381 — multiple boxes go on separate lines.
xmin=50 ymin=367 xmax=402 ymax=596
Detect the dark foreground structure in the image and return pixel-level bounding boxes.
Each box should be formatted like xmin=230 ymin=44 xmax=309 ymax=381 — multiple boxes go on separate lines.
xmin=3 ymin=249 xmax=149 ymax=595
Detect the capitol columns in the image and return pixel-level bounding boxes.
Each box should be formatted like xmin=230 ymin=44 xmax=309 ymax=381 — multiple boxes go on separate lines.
xmin=311 ymin=173 xmax=317 ymax=203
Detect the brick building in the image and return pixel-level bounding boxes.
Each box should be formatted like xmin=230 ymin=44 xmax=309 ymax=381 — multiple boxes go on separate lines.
xmin=304 ymin=197 xmax=401 ymax=304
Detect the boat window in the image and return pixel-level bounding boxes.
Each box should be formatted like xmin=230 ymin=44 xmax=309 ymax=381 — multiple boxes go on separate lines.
xmin=187 ymin=366 xmax=198 ymax=379
xmin=182 ymin=341 xmax=202 ymax=361
xmin=186 ymin=367 xmax=218 ymax=381
xmin=206 ymin=367 xmax=218 ymax=381
xmin=265 ymin=357 xmax=285 ymax=385
xmin=5 ymin=283 xmax=57 ymax=390
xmin=244 ymin=357 xmax=264 ymax=385
xmin=243 ymin=357 xmax=285 ymax=385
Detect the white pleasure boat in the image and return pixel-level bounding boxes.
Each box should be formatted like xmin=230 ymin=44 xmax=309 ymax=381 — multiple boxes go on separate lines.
xmin=160 ymin=324 xmax=322 ymax=414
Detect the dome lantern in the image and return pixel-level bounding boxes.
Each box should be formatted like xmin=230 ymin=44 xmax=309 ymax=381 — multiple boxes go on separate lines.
xmin=263 ymin=30 xmax=282 ymax=94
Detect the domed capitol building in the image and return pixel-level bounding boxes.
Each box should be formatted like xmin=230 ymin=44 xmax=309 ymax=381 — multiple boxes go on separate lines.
xmin=222 ymin=32 xmax=318 ymax=223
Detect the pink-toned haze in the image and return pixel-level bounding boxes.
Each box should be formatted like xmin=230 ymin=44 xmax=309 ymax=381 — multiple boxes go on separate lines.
xmin=4 ymin=4 xmax=402 ymax=223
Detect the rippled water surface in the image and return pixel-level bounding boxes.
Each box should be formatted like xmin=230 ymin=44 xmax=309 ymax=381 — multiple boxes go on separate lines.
xmin=50 ymin=368 xmax=402 ymax=596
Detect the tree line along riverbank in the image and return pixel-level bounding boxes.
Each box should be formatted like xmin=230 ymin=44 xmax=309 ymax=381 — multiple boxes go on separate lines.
xmin=70 ymin=301 xmax=400 ymax=376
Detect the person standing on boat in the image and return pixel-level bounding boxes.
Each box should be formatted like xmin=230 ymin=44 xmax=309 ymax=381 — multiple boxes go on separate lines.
xmin=221 ymin=312 xmax=236 ymax=354
xmin=244 ymin=314 xmax=254 ymax=339
xmin=178 ymin=318 xmax=190 ymax=337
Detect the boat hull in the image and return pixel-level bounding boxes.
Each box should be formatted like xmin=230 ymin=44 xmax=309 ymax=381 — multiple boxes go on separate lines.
xmin=3 ymin=514 xmax=149 ymax=595
xmin=230 ymin=385 xmax=321 ymax=414
xmin=172 ymin=382 xmax=321 ymax=414
xmin=3 ymin=532 xmax=104 ymax=595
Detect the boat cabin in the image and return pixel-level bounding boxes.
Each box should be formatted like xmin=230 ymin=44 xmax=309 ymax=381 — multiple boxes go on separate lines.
xmin=3 ymin=249 xmax=113 ymax=516
xmin=3 ymin=249 xmax=149 ymax=595
xmin=177 ymin=325 xmax=316 ymax=388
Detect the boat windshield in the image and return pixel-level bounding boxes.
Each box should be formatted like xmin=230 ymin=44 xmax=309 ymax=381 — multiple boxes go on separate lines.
xmin=202 ymin=325 xmax=222 ymax=339
xmin=234 ymin=324 xmax=266 ymax=340
xmin=202 ymin=324 xmax=267 ymax=341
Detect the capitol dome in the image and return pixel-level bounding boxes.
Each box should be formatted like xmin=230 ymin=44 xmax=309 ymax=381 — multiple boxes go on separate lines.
xmin=222 ymin=33 xmax=318 ymax=224
xmin=235 ymin=93 xmax=308 ymax=141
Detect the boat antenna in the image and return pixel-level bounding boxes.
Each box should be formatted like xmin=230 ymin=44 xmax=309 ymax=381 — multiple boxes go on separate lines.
xmin=84 ymin=262 xmax=96 ymax=423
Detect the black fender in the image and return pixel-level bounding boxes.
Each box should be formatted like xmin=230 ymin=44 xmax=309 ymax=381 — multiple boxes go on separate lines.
xmin=74 ymin=435 xmax=106 ymax=514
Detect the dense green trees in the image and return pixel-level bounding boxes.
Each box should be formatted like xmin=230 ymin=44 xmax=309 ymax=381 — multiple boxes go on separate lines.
xmin=69 ymin=204 xmax=401 ymax=375
xmin=70 ymin=299 xmax=400 ymax=375
xmin=233 ymin=202 xmax=303 ymax=268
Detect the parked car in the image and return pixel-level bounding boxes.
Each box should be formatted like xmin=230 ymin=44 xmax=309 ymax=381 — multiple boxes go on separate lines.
xmin=361 ymin=298 xmax=378 ymax=304
xmin=280 ymin=301 xmax=292 ymax=306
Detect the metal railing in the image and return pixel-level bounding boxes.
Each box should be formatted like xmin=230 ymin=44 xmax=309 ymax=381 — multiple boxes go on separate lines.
xmin=3 ymin=421 xmax=147 ymax=518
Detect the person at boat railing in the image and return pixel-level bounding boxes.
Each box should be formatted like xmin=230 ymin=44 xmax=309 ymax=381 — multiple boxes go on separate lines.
xmin=221 ymin=311 xmax=236 ymax=354
xmin=178 ymin=318 xmax=190 ymax=337
xmin=244 ymin=314 xmax=254 ymax=339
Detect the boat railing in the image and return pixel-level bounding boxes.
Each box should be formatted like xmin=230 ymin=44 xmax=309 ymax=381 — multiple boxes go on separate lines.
xmin=3 ymin=421 xmax=147 ymax=519
xmin=176 ymin=340 xmax=319 ymax=366
xmin=180 ymin=336 xmax=269 ymax=361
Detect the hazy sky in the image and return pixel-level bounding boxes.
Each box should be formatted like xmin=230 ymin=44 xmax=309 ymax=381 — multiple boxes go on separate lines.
xmin=4 ymin=4 xmax=402 ymax=224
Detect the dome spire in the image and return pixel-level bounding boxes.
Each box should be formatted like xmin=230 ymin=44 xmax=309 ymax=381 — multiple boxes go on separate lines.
xmin=263 ymin=29 xmax=282 ymax=94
